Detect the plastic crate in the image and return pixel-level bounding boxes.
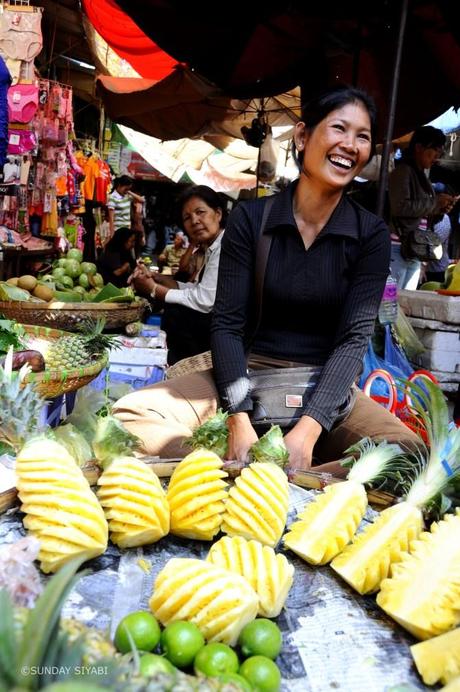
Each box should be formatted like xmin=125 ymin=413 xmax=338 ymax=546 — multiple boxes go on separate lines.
xmin=89 ymin=366 xmax=165 ymax=391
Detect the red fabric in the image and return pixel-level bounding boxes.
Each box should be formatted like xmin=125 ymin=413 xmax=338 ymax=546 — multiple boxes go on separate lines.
xmin=81 ymin=0 xmax=178 ymax=79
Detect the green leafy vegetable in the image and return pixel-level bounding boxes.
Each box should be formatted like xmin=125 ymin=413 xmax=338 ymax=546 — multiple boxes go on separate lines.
xmin=249 ymin=425 xmax=289 ymax=467
xmin=92 ymin=414 xmax=141 ymax=468
xmin=0 ymin=319 xmax=25 ymax=355
xmin=187 ymin=409 xmax=229 ymax=457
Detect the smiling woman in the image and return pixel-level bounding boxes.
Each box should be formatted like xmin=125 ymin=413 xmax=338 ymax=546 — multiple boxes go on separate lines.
xmin=113 ymin=86 xmax=422 ymax=471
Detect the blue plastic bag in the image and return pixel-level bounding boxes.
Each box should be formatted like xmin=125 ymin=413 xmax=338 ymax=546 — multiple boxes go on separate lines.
xmin=383 ymin=324 xmax=413 ymax=377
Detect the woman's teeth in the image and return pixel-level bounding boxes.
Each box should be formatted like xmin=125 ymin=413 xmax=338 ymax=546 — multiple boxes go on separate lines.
xmin=329 ymin=155 xmax=353 ymax=169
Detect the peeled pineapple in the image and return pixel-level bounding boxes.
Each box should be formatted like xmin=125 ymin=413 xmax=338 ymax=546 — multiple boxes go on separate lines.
xmin=166 ymin=449 xmax=228 ymax=540
xmin=411 ymin=628 xmax=460 ymax=686
xmin=283 ymin=481 xmax=367 ymax=565
xmin=442 ymin=679 xmax=460 ymax=692
xmin=221 ymin=462 xmax=288 ymax=548
xmin=377 ymin=510 xmax=460 ymax=640
xmin=149 ymin=557 xmax=258 ymax=646
xmin=331 ymin=502 xmax=423 ymax=593
xmin=97 ymin=457 xmax=169 ymax=548
xmin=16 ymin=437 xmax=108 ymax=573
xmin=207 ymin=535 xmax=294 ymax=618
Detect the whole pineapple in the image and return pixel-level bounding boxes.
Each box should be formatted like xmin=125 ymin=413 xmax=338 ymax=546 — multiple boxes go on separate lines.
xmin=150 ymin=557 xmax=259 ymax=646
xmin=0 ymin=350 xmax=108 ymax=573
xmin=29 ymin=319 xmax=116 ymax=370
xmin=167 ymin=449 xmax=228 ymax=541
xmin=94 ymin=416 xmax=170 ymax=548
xmin=221 ymin=462 xmax=289 ymax=548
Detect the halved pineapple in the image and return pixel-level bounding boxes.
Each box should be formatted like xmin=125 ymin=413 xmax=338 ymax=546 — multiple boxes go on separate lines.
xmin=97 ymin=457 xmax=169 ymax=548
xmin=221 ymin=462 xmax=288 ymax=547
xmin=377 ymin=510 xmax=460 ymax=640
xmin=166 ymin=449 xmax=228 ymax=540
xmin=283 ymin=481 xmax=367 ymax=565
xmin=149 ymin=557 xmax=259 ymax=646
xmin=16 ymin=438 xmax=108 ymax=573
xmin=331 ymin=502 xmax=423 ymax=593
xmin=411 ymin=628 xmax=460 ymax=686
xmin=207 ymin=535 xmax=294 ymax=618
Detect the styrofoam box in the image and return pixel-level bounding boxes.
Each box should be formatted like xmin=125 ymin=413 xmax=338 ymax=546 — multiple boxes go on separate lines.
xmin=109 ymin=346 xmax=168 ymax=367
xmin=399 ymin=289 xmax=460 ymax=324
xmin=413 ymin=327 xmax=460 ymax=351
xmin=109 ymin=362 xmax=155 ymax=377
xmin=413 ymin=349 xmax=460 ymax=373
xmin=113 ymin=330 xmax=167 ymax=350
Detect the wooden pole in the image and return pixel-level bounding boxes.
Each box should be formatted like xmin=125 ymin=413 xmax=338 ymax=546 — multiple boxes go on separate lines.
xmin=376 ymin=0 xmax=409 ymax=217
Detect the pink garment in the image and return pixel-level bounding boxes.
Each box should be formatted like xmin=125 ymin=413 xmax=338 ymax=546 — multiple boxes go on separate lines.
xmin=8 ymin=84 xmax=39 ymax=123
xmin=0 ymin=9 xmax=43 ymax=62
xmin=8 ymin=129 xmax=37 ymax=155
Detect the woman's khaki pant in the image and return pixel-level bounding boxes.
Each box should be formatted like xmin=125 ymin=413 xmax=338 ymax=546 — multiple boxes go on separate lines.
xmin=113 ymin=370 xmax=422 ymax=473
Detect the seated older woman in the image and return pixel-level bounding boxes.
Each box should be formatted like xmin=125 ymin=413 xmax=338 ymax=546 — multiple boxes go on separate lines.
xmin=130 ymin=185 xmax=225 ymax=364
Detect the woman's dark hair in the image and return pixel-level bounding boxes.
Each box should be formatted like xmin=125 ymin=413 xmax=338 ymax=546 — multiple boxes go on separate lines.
xmin=407 ymin=126 xmax=446 ymax=156
xmin=111 ymin=175 xmax=134 ymax=192
xmin=293 ymin=85 xmax=378 ymax=170
xmin=176 ymin=185 xmax=226 ymax=228
xmin=104 ymin=226 xmax=135 ymax=252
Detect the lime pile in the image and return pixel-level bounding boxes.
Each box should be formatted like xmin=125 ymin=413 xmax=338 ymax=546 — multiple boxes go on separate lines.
xmin=43 ymin=248 xmax=104 ymax=298
xmin=113 ymin=612 xmax=283 ymax=691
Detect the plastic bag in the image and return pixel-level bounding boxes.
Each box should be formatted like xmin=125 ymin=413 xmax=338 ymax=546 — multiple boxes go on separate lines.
xmin=359 ymin=338 xmax=408 ymax=402
xmin=394 ymin=306 xmax=425 ymax=359
xmin=383 ymin=324 xmax=413 ymax=378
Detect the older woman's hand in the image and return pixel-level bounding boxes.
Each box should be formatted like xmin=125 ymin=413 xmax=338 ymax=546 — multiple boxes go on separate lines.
xmin=130 ymin=272 xmax=155 ymax=298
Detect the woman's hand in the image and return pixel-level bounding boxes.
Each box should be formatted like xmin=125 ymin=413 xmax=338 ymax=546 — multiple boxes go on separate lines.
xmin=130 ymin=272 xmax=155 ymax=297
xmin=284 ymin=415 xmax=322 ymax=475
xmin=226 ymin=412 xmax=259 ymax=463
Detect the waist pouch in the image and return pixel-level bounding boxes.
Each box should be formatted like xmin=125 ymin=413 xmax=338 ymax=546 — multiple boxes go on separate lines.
xmin=247 ymin=366 xmax=356 ymax=429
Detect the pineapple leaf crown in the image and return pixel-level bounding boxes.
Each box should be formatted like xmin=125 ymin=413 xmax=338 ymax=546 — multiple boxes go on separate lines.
xmin=0 ymin=348 xmax=45 ymax=451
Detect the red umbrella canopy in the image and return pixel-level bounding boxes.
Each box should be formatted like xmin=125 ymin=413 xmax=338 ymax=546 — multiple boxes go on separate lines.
xmin=107 ymin=0 xmax=460 ymax=137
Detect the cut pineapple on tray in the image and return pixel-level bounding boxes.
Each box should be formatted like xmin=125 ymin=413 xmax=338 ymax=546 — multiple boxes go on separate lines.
xmin=331 ymin=502 xmax=423 ymax=594
xmin=377 ymin=510 xmax=460 ymax=640
xmin=17 ymin=437 xmax=108 ymax=573
xmin=284 ymin=481 xmax=367 ymax=566
xmin=411 ymin=627 xmax=460 ymax=686
xmin=332 ymin=380 xmax=460 ymax=594
xmin=97 ymin=456 xmax=169 ymax=548
xmin=149 ymin=557 xmax=259 ymax=646
xmin=207 ymin=535 xmax=294 ymax=618
xmin=221 ymin=462 xmax=288 ymax=548
xmin=283 ymin=438 xmax=404 ymax=566
xmin=166 ymin=449 xmax=228 ymax=540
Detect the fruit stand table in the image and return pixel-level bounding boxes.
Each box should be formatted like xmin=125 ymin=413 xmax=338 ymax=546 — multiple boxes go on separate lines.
xmin=0 ymin=484 xmax=430 ymax=691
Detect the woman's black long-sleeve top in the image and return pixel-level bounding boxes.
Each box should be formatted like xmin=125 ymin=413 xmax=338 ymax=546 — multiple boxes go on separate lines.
xmin=210 ymin=180 xmax=390 ymax=431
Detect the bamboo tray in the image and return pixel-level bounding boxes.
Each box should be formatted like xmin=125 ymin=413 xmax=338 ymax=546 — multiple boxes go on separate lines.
xmin=0 ymin=457 xmax=396 ymax=514
xmin=0 ymin=299 xmax=148 ymax=331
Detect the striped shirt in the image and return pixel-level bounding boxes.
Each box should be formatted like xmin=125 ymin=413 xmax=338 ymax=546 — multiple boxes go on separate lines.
xmin=107 ymin=190 xmax=132 ymax=230
xmin=211 ymin=181 xmax=390 ymax=431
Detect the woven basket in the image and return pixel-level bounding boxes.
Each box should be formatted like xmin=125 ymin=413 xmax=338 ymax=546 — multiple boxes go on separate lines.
xmin=20 ymin=324 xmax=108 ymax=398
xmin=166 ymin=350 xmax=213 ymax=380
xmin=0 ymin=299 xmax=148 ymax=331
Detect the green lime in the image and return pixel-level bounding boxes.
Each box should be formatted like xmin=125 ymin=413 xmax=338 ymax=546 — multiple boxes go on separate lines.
xmin=114 ymin=611 xmax=161 ymax=653
xmin=238 ymin=619 xmax=282 ymax=660
xmin=239 ymin=656 xmax=281 ymax=692
xmin=139 ymin=653 xmax=176 ymax=678
xmin=194 ymin=642 xmax=239 ymax=677
xmin=160 ymin=620 xmax=205 ymax=668
xmin=217 ymin=672 xmax=253 ymax=691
